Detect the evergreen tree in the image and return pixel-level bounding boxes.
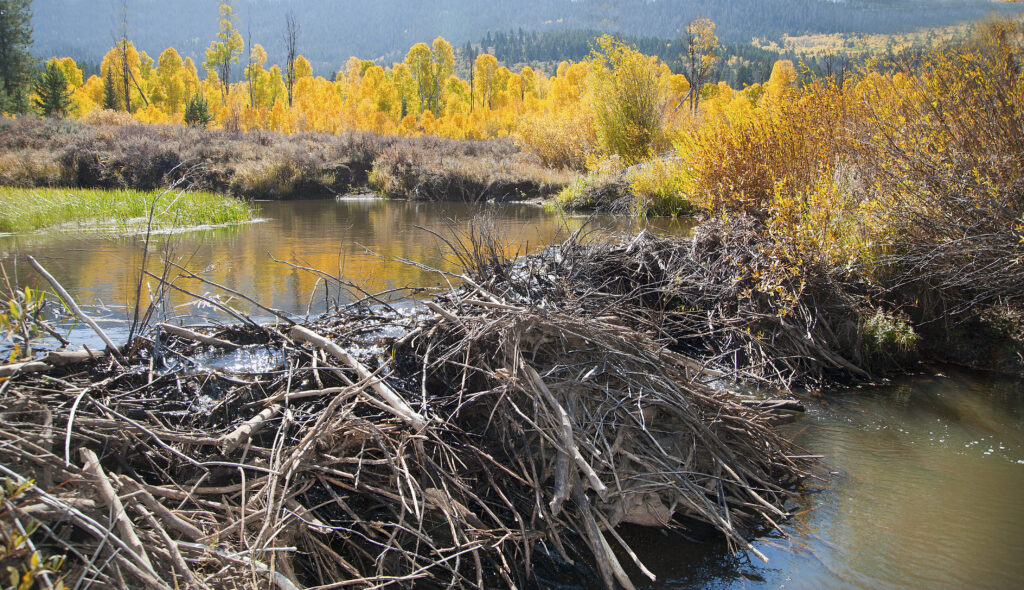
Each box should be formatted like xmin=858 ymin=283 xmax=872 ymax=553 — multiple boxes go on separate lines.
xmin=101 ymin=69 xmax=120 ymax=110
xmin=0 ymin=0 xmax=34 ymax=113
xmin=33 ymin=60 xmax=73 ymax=117
xmin=183 ymin=93 xmax=213 ymax=127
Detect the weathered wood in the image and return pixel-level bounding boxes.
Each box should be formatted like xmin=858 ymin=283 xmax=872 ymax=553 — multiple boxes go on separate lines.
xmin=740 ymin=399 xmax=807 ymax=412
xmin=289 ymin=325 xmax=427 ymax=431
xmin=158 ymin=322 xmax=239 ymax=349
xmin=221 ymin=404 xmax=282 ymax=454
xmin=79 ymin=448 xmax=154 ymax=574
xmin=46 ymin=349 xmax=107 ymax=366
xmin=0 ymin=360 xmax=52 ymax=378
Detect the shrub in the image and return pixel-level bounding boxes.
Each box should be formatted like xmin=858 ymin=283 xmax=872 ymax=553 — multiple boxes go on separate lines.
xmin=861 ymin=308 xmax=918 ymax=368
xmin=588 ymin=36 xmax=669 ymax=165
xmin=514 ymin=104 xmax=595 ymax=171
xmin=626 ymin=156 xmax=694 ymax=216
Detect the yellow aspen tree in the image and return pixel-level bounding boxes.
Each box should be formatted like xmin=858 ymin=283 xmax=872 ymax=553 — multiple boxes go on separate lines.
xmin=473 ymin=53 xmax=498 ymax=110
xmin=405 ymin=43 xmax=432 ymax=113
xmin=204 ymin=1 xmax=243 ymax=100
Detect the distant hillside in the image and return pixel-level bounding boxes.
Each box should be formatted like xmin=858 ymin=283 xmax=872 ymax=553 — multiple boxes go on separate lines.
xmin=31 ymin=0 xmax=1022 ymax=75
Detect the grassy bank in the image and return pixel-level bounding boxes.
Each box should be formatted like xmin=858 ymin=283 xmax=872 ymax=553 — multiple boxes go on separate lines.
xmin=0 ymin=186 xmax=253 ymax=234
xmin=0 ymin=118 xmax=574 ymax=202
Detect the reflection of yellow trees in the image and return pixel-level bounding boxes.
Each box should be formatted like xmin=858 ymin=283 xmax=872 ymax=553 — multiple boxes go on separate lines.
xmin=3 ymin=202 xmax=613 ymax=318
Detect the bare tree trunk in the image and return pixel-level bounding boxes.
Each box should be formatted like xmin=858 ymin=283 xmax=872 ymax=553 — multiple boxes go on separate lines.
xmin=120 ymin=1 xmax=131 ymax=112
xmin=284 ymin=11 xmax=299 ymax=108
xmin=246 ymin=21 xmax=254 ymax=106
xmin=468 ymin=46 xmax=477 ymax=113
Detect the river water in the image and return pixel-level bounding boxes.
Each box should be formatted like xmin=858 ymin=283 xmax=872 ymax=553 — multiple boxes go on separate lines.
xmin=1 ymin=199 xmax=1022 ymax=589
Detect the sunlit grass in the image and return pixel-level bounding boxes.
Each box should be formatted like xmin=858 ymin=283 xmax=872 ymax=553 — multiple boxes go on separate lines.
xmin=0 ymin=186 xmax=254 ymax=234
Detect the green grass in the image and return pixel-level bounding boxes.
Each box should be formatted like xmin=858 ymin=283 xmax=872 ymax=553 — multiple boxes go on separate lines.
xmin=0 ymin=186 xmax=254 ymax=234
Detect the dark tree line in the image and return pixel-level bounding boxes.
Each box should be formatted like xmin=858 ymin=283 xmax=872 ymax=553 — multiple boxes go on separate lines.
xmin=0 ymin=0 xmax=33 ymax=113
xmin=479 ymin=25 xmax=948 ymax=89
xmin=29 ymin=0 xmax=1023 ymax=77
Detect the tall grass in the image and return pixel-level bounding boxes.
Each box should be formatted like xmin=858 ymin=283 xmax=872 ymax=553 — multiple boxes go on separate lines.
xmin=0 ymin=187 xmax=253 ymax=234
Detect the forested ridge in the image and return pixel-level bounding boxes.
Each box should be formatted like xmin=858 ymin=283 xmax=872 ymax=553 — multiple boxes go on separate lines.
xmin=33 ymin=0 xmax=1021 ymax=75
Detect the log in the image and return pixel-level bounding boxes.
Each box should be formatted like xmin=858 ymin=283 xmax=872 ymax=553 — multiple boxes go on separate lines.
xmin=46 ymin=349 xmax=107 ymax=366
xmin=0 ymin=360 xmax=52 ymax=378
xmin=0 ymin=350 xmax=109 ymax=378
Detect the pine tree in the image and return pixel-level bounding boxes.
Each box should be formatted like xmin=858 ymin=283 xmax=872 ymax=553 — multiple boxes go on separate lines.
xmin=102 ymin=71 xmax=120 ymax=110
xmin=0 ymin=0 xmax=34 ymax=113
xmin=183 ymin=94 xmax=213 ymax=127
xmin=33 ymin=61 xmax=74 ymax=117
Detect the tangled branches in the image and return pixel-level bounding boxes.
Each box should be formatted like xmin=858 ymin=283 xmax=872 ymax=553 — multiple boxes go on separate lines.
xmin=0 ymin=229 xmax=812 ymax=589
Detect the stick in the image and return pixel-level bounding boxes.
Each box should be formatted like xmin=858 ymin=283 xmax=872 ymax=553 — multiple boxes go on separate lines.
xmin=158 ymin=323 xmax=239 ymax=349
xmin=522 ymin=365 xmax=608 ymax=501
xmin=119 ymin=477 xmax=205 ymax=541
xmin=78 ymin=448 xmax=155 ymax=574
xmin=27 ymin=256 xmax=126 ymax=364
xmin=289 ymin=326 xmax=427 ymax=431
xmin=221 ymin=405 xmax=282 ymax=454
xmin=135 ymin=503 xmax=205 ymax=589
xmin=0 ymin=360 xmax=51 ymax=378
xmin=45 ymin=349 xmax=107 ymax=366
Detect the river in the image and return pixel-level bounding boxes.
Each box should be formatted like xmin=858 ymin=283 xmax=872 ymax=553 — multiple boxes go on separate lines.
xmin=1 ymin=199 xmax=1022 ymax=589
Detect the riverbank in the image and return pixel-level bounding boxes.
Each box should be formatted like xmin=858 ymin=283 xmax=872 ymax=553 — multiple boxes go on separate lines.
xmin=0 ymin=117 xmax=575 ymax=203
xmin=0 ymin=186 xmax=254 ymax=234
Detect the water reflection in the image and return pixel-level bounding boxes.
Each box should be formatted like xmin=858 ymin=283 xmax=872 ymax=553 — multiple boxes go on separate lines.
xmin=0 ymin=199 xmax=690 ymax=333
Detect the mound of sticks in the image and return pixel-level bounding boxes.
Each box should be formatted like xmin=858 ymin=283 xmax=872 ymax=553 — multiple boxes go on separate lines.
xmin=0 ymin=228 xmax=811 ymax=590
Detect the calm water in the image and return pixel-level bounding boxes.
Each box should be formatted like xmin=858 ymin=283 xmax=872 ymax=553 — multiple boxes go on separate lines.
xmin=2 ymin=199 xmax=1022 ymax=589
xmin=635 ymin=369 xmax=1024 ymax=590
xmin=0 ymin=199 xmax=684 ymax=333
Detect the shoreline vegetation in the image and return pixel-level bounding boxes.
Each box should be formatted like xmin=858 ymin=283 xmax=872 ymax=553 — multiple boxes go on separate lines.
xmin=0 ymin=186 xmax=253 ymax=234
xmin=0 ymin=117 xmax=574 ymax=203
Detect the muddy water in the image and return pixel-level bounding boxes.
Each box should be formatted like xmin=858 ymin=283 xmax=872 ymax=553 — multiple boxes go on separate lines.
xmin=2 ymin=199 xmax=1022 ymax=589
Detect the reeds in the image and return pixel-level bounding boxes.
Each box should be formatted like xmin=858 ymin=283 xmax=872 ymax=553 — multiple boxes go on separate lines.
xmin=0 ymin=186 xmax=253 ymax=233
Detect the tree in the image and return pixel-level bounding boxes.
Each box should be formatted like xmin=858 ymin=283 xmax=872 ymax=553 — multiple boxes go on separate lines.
xmin=34 ymin=60 xmax=74 ymax=117
xmin=102 ymin=70 xmax=120 ymax=110
xmin=429 ymin=37 xmax=454 ymax=113
xmin=681 ymin=18 xmax=719 ymax=112
xmin=464 ymin=41 xmax=478 ymax=112
xmin=204 ymin=1 xmax=243 ymax=100
xmin=473 ymin=53 xmax=497 ymax=110
xmin=0 ymin=0 xmax=33 ymax=113
xmin=283 ymin=10 xmax=299 ymax=107
xmin=589 ymin=35 xmax=666 ymax=164
xmin=405 ymin=42 xmax=432 ymax=113
xmin=183 ymin=94 xmax=213 ymax=127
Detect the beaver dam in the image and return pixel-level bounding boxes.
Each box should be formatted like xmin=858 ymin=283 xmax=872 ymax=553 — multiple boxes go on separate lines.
xmin=0 ymin=222 xmax=853 ymax=590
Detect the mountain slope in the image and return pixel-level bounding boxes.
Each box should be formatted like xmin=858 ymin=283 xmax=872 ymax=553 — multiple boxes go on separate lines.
xmin=31 ymin=0 xmax=1020 ymax=73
